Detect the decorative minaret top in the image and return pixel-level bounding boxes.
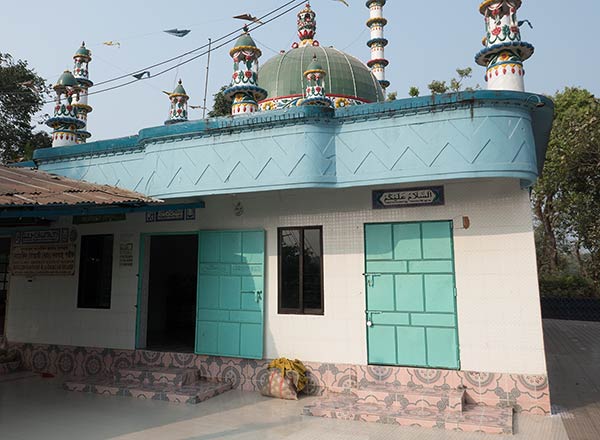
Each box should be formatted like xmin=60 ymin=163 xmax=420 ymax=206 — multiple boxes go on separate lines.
xmin=46 ymin=71 xmax=85 ymax=147
xmin=224 ymin=30 xmax=268 ymax=115
xmin=165 ymin=80 xmax=190 ymax=124
xmin=366 ymin=0 xmax=389 ymax=91
xmin=72 ymin=42 xmax=93 ymax=143
xmin=301 ymin=56 xmax=333 ymax=108
xmin=292 ymin=3 xmax=320 ymax=48
xmin=475 ymin=0 xmax=534 ymax=92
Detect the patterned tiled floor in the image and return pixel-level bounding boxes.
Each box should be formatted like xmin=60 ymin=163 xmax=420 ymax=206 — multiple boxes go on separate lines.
xmin=544 ymin=319 xmax=600 ymax=440
xmin=64 ymin=363 xmax=234 ymax=405
xmin=304 ymin=395 xmax=512 ymax=434
xmin=0 ymin=375 xmax=568 ymax=440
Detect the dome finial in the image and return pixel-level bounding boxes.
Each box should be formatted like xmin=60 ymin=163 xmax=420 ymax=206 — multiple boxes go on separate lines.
xmin=293 ymin=2 xmax=319 ymax=48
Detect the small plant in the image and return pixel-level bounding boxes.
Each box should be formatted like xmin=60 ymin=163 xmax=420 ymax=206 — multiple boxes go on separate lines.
xmin=408 ymin=86 xmax=420 ymax=97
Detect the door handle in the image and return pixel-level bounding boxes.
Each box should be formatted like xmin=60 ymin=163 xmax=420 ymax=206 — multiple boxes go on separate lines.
xmin=241 ymin=290 xmax=262 ymax=303
xmin=365 ymin=311 xmax=382 ymax=327
xmin=362 ymin=273 xmax=382 ymax=287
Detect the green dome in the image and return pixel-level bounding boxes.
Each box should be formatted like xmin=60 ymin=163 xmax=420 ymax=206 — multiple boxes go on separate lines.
xmin=259 ymin=45 xmax=384 ymax=104
xmin=74 ymin=44 xmax=91 ymax=58
xmin=55 ymin=71 xmax=78 ymax=88
xmin=305 ymin=56 xmax=324 ymax=73
xmin=234 ymin=33 xmax=258 ymax=49
xmin=172 ymin=80 xmax=187 ymax=96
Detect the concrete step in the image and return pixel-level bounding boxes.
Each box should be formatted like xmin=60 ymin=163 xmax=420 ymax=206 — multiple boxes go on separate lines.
xmin=64 ymin=376 xmax=232 ymax=405
xmin=328 ymin=383 xmax=465 ymax=413
xmin=114 ymin=366 xmax=198 ymax=387
xmin=0 ymin=360 xmax=21 ymax=375
xmin=304 ymin=394 xmax=513 ymax=435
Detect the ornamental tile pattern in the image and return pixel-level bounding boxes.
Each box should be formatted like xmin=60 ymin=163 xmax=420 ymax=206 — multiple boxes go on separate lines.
xmin=8 ymin=342 xmax=550 ymax=415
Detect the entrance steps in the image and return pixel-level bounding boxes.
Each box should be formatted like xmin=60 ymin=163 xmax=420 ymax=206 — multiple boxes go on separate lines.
xmin=303 ymin=384 xmax=513 ymax=435
xmin=63 ymin=366 xmax=232 ymax=404
xmin=0 ymin=360 xmax=21 ymax=375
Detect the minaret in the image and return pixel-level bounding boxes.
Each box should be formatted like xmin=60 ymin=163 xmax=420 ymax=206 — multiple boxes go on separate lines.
xmin=292 ymin=3 xmax=320 ymax=49
xmin=301 ymin=56 xmax=333 ymax=108
xmin=224 ymin=30 xmax=267 ymax=115
xmin=475 ymin=1 xmax=534 ymax=91
xmin=165 ymin=80 xmax=190 ymax=124
xmin=366 ymin=0 xmax=390 ymax=92
xmin=46 ymin=71 xmax=85 ymax=147
xmin=72 ymin=42 xmax=93 ymax=143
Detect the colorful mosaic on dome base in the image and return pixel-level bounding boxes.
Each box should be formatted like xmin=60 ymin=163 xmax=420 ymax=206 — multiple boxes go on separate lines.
xmin=476 ymin=0 xmax=534 ymax=92
xmin=260 ymin=95 xmax=365 ymax=111
xmin=8 ymin=342 xmax=551 ymax=415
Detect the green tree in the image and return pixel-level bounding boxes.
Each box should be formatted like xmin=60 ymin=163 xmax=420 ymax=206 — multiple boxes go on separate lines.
xmin=0 ymin=53 xmax=50 ymax=162
xmin=408 ymin=86 xmax=420 ymax=97
xmin=208 ymin=85 xmax=231 ymax=117
xmin=428 ymin=80 xmax=448 ymax=95
xmin=533 ymin=87 xmax=600 ymax=289
xmin=427 ymin=67 xmax=478 ymax=95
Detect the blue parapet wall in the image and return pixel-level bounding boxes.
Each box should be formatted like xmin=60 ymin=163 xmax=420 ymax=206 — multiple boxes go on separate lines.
xmin=33 ymin=91 xmax=553 ymax=199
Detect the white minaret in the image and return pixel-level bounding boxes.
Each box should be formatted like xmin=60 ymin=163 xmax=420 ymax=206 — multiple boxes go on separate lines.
xmin=475 ymin=1 xmax=534 ymax=91
xmin=366 ymin=0 xmax=390 ymax=92
xmin=72 ymin=42 xmax=93 ymax=142
xmin=46 ymin=71 xmax=85 ymax=147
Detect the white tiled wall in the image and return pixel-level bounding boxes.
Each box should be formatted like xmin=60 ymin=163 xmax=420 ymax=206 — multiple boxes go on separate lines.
xmin=5 ymin=178 xmax=547 ymax=375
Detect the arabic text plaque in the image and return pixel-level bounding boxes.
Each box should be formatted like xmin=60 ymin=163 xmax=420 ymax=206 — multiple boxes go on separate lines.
xmin=372 ymin=186 xmax=445 ymax=209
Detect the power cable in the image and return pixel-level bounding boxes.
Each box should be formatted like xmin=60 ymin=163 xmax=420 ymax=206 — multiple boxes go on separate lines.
xmin=0 ymin=0 xmax=304 ymax=100
xmin=76 ymin=0 xmax=305 ymax=100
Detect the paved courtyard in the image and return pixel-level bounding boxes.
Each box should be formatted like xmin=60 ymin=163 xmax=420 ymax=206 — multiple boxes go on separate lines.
xmin=544 ymin=319 xmax=600 ymax=440
xmin=4 ymin=319 xmax=600 ymax=439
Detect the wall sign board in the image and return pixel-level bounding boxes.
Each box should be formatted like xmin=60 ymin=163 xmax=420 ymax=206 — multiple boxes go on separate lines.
xmin=11 ymin=244 xmax=76 ymax=276
xmin=11 ymin=228 xmax=78 ymax=276
xmin=145 ymin=208 xmax=196 ymax=223
xmin=372 ymin=186 xmax=445 ymax=209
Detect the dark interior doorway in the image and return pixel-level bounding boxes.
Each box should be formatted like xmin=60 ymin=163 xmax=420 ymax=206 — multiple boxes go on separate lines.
xmin=0 ymin=238 xmax=10 ymax=336
xmin=146 ymin=235 xmax=198 ymax=352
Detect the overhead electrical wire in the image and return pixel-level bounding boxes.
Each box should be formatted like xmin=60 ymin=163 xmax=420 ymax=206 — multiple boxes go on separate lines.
xmin=0 ymin=0 xmax=306 ymax=104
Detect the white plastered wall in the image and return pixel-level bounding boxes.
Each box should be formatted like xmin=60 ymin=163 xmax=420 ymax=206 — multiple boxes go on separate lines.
xmin=5 ymin=178 xmax=547 ymax=375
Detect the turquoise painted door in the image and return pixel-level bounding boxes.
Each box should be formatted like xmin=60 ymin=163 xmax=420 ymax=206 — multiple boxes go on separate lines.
xmin=365 ymin=221 xmax=459 ymax=369
xmin=196 ymin=230 xmax=265 ymax=359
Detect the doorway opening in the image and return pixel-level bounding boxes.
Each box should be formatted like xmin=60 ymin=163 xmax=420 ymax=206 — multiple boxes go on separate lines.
xmin=146 ymin=235 xmax=198 ymax=352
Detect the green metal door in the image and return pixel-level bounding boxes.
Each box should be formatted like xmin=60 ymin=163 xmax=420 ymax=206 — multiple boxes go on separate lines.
xmin=365 ymin=221 xmax=459 ymax=369
xmin=196 ymin=230 xmax=265 ymax=359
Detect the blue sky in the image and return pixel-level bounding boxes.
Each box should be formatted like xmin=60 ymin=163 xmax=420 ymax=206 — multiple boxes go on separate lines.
xmin=2 ymin=0 xmax=598 ymax=141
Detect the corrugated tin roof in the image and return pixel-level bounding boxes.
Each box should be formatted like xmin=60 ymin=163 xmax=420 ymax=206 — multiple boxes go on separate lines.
xmin=0 ymin=166 xmax=158 ymax=207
